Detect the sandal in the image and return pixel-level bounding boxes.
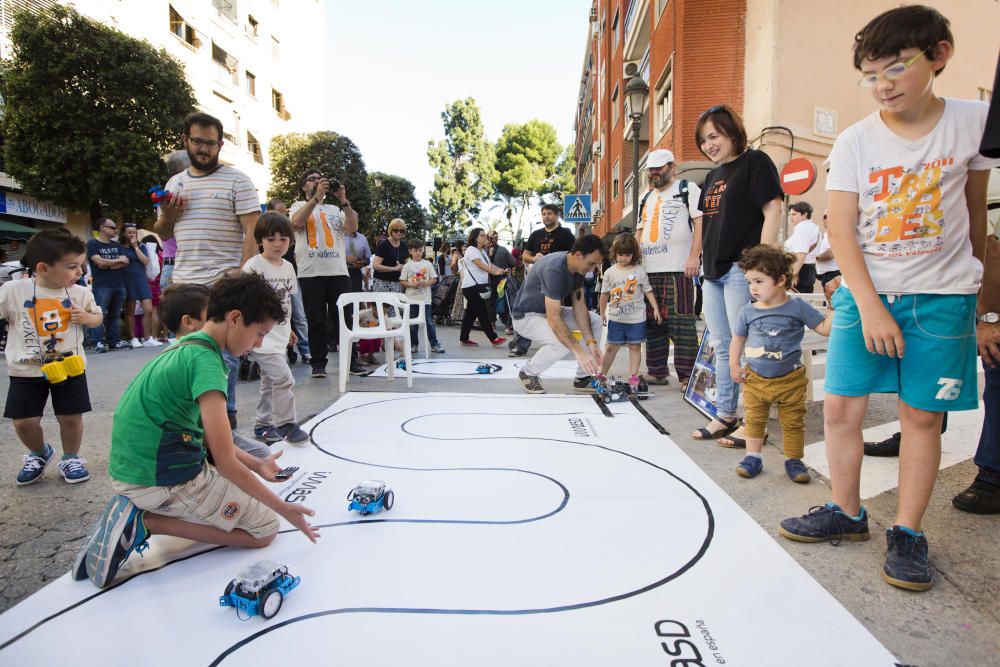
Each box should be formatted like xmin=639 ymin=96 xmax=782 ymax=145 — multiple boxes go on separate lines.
xmin=718 ymin=430 xmax=769 ymax=449
xmin=692 ymin=417 xmax=739 ymax=441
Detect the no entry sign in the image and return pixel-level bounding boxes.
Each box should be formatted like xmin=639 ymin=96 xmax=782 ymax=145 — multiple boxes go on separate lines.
xmin=780 ymin=157 xmax=817 ymax=196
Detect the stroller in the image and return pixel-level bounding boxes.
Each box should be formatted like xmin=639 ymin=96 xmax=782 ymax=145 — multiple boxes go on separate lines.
xmin=433 ymin=274 xmax=460 ymax=325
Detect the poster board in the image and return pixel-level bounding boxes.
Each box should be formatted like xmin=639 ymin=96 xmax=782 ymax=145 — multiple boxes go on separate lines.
xmin=684 ymin=329 xmax=719 ymax=419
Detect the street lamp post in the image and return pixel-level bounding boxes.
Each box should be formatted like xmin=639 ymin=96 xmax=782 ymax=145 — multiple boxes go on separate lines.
xmin=624 ymin=75 xmax=649 ymax=230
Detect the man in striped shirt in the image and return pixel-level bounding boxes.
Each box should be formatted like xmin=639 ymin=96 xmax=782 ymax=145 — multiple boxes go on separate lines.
xmin=154 ymin=112 xmax=262 ymax=427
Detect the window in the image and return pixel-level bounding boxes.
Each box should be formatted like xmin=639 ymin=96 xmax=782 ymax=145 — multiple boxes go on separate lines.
xmin=272 ymin=88 xmax=288 ymax=119
xmin=979 ymin=87 xmax=993 ymax=102
xmin=654 ymin=58 xmax=673 ymax=136
xmin=212 ymin=42 xmax=239 ymax=86
xmin=246 ymin=15 xmax=259 ymax=39
xmin=611 ymin=8 xmax=619 ymax=50
xmin=247 ymin=132 xmax=263 ymax=163
xmin=612 ymin=160 xmax=620 ymax=200
xmin=657 ymin=0 xmax=669 ymax=15
xmin=271 ymin=35 xmax=280 ymax=60
xmin=212 ymin=0 xmax=237 ymax=22
xmin=168 ymin=6 xmax=199 ymax=48
xmin=611 ymin=85 xmax=619 ymax=128
xmin=245 ymin=71 xmax=256 ymax=96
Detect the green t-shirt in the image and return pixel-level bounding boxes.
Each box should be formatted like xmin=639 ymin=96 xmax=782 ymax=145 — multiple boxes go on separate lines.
xmin=108 ymin=332 xmax=229 ymax=487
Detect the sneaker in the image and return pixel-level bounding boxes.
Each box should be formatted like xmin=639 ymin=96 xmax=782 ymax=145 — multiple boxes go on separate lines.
xmin=276 ymin=423 xmax=310 ymax=444
xmin=864 ymin=432 xmax=901 ymax=457
xmin=15 ymin=444 xmax=54 ymax=486
xmin=519 ymin=370 xmax=544 ymax=394
xmin=350 ymin=361 xmax=370 ymax=376
xmin=85 ymin=495 xmax=150 ymax=588
xmin=254 ymin=425 xmax=283 ymax=445
xmin=491 ymin=337 xmax=507 ymax=346
xmin=952 ymin=478 xmax=1000 ymax=514
xmin=301 ymin=354 xmax=312 ymax=366
xmin=784 ymin=458 xmax=811 ymax=483
xmin=311 ymin=366 xmax=327 ymax=378
xmin=95 ymin=342 xmax=107 ymax=354
xmin=628 ymin=374 xmax=640 ymax=390
xmin=287 ymin=347 xmax=298 ymax=365
xmin=57 ymin=457 xmax=91 ymax=484
xmin=508 ymin=347 xmax=527 ymax=357
xmin=736 ymin=455 xmax=763 ymax=478
xmin=431 ymin=343 xmax=446 ymax=353
xmin=142 ymin=338 xmax=163 ymax=347
xmin=111 ymin=341 xmax=130 ymax=351
xmin=504 ymin=326 xmax=514 ymax=336
xmin=130 ymin=337 xmax=143 ymax=349
xmin=883 ymin=526 xmax=933 ymax=591
xmin=778 ymin=503 xmax=870 ymax=544
xmin=460 ymin=339 xmax=479 ymax=346
xmin=647 ymin=375 xmax=671 ymax=386
xmin=573 ymin=376 xmax=596 ymax=393
xmin=411 ymin=345 xmax=419 ymax=354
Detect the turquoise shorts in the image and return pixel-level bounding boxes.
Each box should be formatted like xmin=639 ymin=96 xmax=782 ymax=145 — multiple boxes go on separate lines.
xmin=824 ymin=288 xmax=979 ymax=412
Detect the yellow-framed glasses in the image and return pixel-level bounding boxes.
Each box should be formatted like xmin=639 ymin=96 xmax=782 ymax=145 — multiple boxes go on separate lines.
xmin=857 ymin=48 xmax=930 ymax=88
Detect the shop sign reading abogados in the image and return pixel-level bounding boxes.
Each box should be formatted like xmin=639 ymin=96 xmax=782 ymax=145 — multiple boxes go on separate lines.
xmin=0 ymin=191 xmax=67 ymax=224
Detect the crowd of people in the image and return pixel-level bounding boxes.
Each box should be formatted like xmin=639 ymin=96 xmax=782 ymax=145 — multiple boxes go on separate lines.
xmin=0 ymin=5 xmax=997 ymax=598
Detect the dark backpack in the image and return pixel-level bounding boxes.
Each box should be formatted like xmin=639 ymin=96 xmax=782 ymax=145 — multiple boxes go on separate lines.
xmin=638 ymin=179 xmax=692 ymax=231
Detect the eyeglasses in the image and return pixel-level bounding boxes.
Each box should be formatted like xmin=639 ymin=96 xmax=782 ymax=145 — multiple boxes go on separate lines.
xmin=187 ymin=137 xmax=221 ymax=149
xmin=102 ymin=225 xmax=117 ymax=231
xmin=390 ymin=229 xmax=405 ymax=234
xmin=857 ymin=48 xmax=929 ymax=88
xmin=305 ymin=175 xmax=322 ymax=182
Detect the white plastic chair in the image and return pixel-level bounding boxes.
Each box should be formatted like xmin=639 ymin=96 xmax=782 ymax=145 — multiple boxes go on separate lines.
xmin=336 ymin=292 xmax=413 ymax=393
xmin=399 ymin=295 xmax=431 ymax=359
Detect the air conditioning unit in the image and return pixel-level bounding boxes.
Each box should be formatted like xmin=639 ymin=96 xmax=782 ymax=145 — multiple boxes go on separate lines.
xmin=623 ymin=60 xmax=641 ymax=79
xmin=592 ymin=141 xmax=602 ymax=158
xmin=589 ymin=7 xmax=598 ymax=22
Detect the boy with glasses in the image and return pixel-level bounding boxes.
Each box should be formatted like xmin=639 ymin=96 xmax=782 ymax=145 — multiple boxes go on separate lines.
xmin=779 ymin=5 xmax=999 ymax=591
xmin=86 ymin=218 xmax=130 ymax=352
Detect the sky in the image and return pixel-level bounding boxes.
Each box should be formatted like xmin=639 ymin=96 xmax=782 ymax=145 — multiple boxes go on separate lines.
xmin=327 ymin=0 xmax=591 ymax=212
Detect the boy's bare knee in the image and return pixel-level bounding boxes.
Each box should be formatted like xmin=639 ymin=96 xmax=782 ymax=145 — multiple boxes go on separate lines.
xmin=899 ymin=402 xmax=943 ymax=431
xmin=249 ymin=532 xmax=276 ymax=548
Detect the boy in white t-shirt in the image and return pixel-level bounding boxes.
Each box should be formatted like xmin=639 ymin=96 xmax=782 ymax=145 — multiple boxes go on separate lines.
xmin=242 ymin=213 xmax=308 ymax=445
xmin=400 ymin=238 xmax=444 ymax=354
xmin=779 ymin=5 xmax=1000 ymax=592
xmin=783 ymin=201 xmax=821 ymax=293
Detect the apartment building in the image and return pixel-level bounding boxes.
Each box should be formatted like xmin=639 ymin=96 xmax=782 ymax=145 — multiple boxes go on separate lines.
xmin=0 ymin=0 xmax=326 ymax=242
xmin=575 ymin=0 xmax=998 ymax=237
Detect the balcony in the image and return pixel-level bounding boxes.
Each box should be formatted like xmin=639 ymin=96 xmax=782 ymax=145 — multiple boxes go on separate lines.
xmin=622 ymin=0 xmax=650 ymax=61
xmin=213 ymin=61 xmax=238 ymax=88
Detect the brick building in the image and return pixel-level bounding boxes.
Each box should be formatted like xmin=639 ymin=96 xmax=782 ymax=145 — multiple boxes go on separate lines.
xmin=574 ymin=0 xmax=998 ymax=237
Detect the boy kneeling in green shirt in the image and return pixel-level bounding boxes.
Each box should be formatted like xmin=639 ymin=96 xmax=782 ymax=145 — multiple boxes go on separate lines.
xmin=74 ymin=273 xmax=320 ymax=588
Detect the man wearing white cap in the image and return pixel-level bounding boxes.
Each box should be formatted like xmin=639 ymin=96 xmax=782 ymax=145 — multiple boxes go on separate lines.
xmin=634 ymin=149 xmax=702 ymax=387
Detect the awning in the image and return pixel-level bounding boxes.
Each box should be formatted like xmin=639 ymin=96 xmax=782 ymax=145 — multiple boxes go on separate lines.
xmin=0 ymin=218 xmax=39 ymax=241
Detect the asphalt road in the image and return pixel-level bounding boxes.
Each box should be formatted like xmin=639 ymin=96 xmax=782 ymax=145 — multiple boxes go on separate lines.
xmin=0 ymin=322 xmax=996 ymax=666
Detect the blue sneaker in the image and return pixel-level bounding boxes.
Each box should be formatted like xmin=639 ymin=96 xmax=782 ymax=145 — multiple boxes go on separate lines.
xmin=254 ymin=424 xmax=283 ymax=445
xmin=784 ymin=458 xmax=811 ymax=483
xmin=779 ymin=503 xmax=871 ymax=544
xmin=85 ymin=495 xmax=150 ymax=588
xmin=276 ymin=423 xmax=309 ymax=444
xmin=57 ymin=457 xmax=91 ymax=484
xmin=883 ymin=526 xmax=934 ymax=591
xmin=16 ymin=444 xmax=54 ymax=486
xmin=736 ymin=455 xmax=763 ymax=478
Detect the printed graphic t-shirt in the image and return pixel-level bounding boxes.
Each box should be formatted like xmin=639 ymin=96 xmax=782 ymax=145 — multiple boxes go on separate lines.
xmin=513 ymin=251 xmax=582 ymax=318
xmin=109 ymin=331 xmax=228 ymax=487
xmin=163 ymin=166 xmax=261 ymax=285
xmin=734 ymin=298 xmax=826 ymax=378
xmin=400 ymin=259 xmax=437 ymax=303
xmin=826 ymin=98 xmax=1000 ymax=295
xmin=526 ymin=225 xmax=576 ymax=257
xmin=699 ymin=149 xmax=783 ymax=281
xmin=242 ymin=255 xmax=297 ymax=355
xmin=0 ymin=280 xmax=101 ymax=377
xmin=636 ymin=180 xmax=702 ymax=273
xmin=289 ymin=201 xmax=348 ymax=278
xmin=87 ymin=239 xmax=125 ymax=289
xmin=600 ymin=264 xmax=652 ymax=324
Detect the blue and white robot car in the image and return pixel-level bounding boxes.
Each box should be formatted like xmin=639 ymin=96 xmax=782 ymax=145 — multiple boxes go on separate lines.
xmin=347 ymin=479 xmax=394 ymax=515
xmin=476 ymin=363 xmax=498 ymax=374
xmin=591 ymin=376 xmax=631 ymax=403
xmin=219 ymin=560 xmax=300 ymax=620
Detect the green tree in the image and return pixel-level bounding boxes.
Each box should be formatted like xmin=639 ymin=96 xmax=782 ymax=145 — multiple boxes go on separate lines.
xmin=269 ymin=130 xmax=371 ymax=231
xmin=551 ymin=143 xmax=577 ymax=198
xmin=494 ymin=119 xmax=564 ymax=235
xmin=0 ymin=6 xmax=197 ymax=222
xmin=427 ymin=98 xmax=497 ymax=236
xmin=368 ymin=172 xmax=427 ymax=240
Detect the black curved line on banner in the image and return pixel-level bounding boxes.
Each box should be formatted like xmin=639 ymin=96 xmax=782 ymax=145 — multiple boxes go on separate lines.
xmin=384 ymin=359 xmax=504 ymax=376
xmin=209 ymin=399 xmax=715 ymax=666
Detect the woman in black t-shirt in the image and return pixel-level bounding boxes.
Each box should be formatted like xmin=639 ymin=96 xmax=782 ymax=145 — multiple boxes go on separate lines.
xmin=692 ymin=105 xmax=784 ymax=444
xmin=373 ymin=218 xmax=409 ymax=292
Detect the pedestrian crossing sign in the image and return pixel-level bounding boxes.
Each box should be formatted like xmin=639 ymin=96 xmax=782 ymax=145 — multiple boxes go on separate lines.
xmin=563 ymin=194 xmax=592 ymax=223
